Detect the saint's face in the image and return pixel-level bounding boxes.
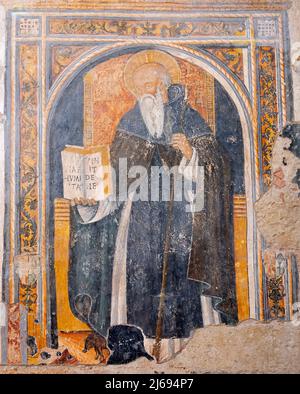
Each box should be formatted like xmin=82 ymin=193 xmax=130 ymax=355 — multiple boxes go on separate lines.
xmin=133 ymin=68 xmax=161 ymax=97
xmin=132 ymin=64 xmax=168 ymax=102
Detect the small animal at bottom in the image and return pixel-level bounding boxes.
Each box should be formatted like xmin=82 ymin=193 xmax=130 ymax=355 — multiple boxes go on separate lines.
xmin=107 ymin=325 xmax=154 ymax=364
xmin=83 ymin=332 xmax=110 ymax=363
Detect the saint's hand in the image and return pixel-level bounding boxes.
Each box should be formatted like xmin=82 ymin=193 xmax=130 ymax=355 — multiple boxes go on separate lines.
xmin=171 ymin=133 xmax=193 ymax=161
xmin=71 ymin=198 xmax=98 ymax=206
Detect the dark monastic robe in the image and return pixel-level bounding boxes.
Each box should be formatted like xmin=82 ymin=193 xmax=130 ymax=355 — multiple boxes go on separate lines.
xmin=69 ymin=86 xmax=238 ymax=339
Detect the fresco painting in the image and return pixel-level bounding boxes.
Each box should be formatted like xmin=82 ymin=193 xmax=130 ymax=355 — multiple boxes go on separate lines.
xmin=0 ymin=0 xmax=299 ymax=370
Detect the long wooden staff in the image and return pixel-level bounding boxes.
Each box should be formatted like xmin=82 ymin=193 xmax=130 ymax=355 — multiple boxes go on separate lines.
xmin=152 ymin=174 xmax=175 ymax=363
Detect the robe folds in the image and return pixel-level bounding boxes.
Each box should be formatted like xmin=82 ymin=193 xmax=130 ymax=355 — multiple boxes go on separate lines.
xmin=68 ymin=101 xmax=238 ymax=339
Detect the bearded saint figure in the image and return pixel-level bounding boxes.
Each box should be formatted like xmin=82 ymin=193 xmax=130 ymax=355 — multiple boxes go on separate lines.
xmin=69 ymin=50 xmax=237 ymax=362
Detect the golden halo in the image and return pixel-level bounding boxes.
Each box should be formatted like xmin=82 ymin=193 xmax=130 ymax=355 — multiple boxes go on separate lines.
xmin=124 ymin=50 xmax=181 ymax=96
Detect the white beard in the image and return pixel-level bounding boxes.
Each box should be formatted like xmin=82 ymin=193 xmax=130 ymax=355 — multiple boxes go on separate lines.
xmin=139 ymin=90 xmax=165 ymax=138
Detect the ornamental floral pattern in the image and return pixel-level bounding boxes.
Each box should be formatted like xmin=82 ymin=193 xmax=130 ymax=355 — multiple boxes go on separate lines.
xmin=206 ymin=47 xmax=244 ymax=81
xmin=51 ymin=45 xmax=92 ymax=85
xmin=18 ymin=45 xmax=39 ymax=252
xmin=49 ymin=18 xmax=246 ymax=38
xmin=258 ymin=46 xmax=279 ymax=186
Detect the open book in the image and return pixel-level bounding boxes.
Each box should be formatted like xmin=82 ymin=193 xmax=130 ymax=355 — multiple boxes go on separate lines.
xmin=61 ymin=145 xmax=112 ymax=201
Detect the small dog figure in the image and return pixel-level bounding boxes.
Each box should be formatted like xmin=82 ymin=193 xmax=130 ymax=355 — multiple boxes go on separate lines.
xmin=83 ymin=332 xmax=110 ymax=363
xmin=107 ymin=325 xmax=154 ymax=365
